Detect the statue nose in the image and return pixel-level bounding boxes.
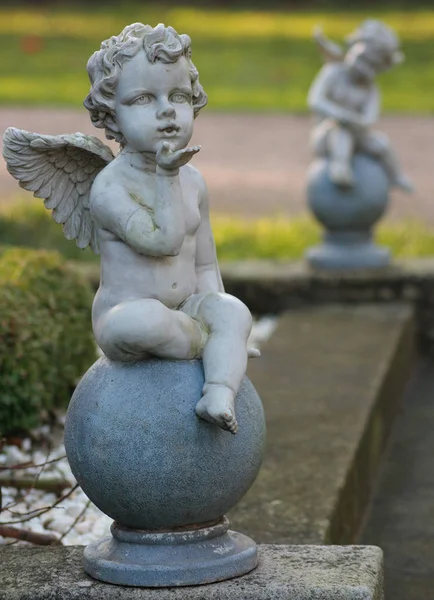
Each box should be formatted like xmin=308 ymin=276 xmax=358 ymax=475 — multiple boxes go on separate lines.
xmin=157 ymin=103 xmax=176 ymax=119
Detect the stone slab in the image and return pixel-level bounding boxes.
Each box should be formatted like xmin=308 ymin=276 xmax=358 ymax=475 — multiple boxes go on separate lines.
xmin=229 ymin=304 xmax=414 ymax=545
xmin=0 ymin=544 xmax=383 ymax=600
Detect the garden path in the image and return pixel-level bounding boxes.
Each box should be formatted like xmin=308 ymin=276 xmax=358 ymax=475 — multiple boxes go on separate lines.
xmin=0 ymin=109 xmax=432 ymax=222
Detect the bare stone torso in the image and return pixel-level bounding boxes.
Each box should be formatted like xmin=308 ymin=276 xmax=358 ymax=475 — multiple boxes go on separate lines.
xmin=325 ymin=66 xmax=373 ymax=116
xmin=92 ymin=160 xmax=202 ymax=323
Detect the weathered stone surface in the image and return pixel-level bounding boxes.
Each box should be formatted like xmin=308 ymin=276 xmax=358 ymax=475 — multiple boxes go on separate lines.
xmin=65 ymin=358 xmax=265 ymax=531
xmin=229 ymin=304 xmax=414 ymax=545
xmin=0 ymin=544 xmax=383 ymax=599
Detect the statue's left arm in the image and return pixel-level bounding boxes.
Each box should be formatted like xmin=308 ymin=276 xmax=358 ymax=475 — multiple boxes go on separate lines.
xmin=194 ymin=172 xmax=224 ymax=294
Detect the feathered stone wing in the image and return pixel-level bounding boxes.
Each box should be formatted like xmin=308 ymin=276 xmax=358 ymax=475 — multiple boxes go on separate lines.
xmin=313 ymin=27 xmax=344 ymax=63
xmin=2 ymin=128 xmax=115 ymax=254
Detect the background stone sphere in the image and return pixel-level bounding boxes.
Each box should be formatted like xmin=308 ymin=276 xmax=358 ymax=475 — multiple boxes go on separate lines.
xmin=307 ymin=154 xmax=390 ymax=231
xmin=64 ymin=357 xmax=266 ymax=531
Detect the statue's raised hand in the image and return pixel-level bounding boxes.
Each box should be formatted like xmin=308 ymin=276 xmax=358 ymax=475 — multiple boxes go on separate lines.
xmin=156 ymin=142 xmax=201 ymax=173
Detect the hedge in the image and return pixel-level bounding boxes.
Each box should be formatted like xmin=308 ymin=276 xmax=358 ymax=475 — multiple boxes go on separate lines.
xmin=0 ymin=247 xmax=96 ymax=435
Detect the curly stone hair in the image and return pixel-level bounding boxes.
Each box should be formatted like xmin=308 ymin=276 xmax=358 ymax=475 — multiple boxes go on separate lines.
xmin=84 ymin=23 xmax=208 ymax=144
xmin=346 ymin=20 xmax=404 ymax=69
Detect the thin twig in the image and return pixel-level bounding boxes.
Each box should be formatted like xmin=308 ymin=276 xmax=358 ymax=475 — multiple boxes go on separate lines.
xmin=0 ymin=456 xmax=66 ymax=471
xmin=1 ymin=497 xmax=19 ymax=513
xmin=30 ymin=443 xmax=52 ymax=494
xmin=58 ymin=498 xmax=91 ymax=544
xmin=0 ymin=461 xmax=33 ymax=471
xmin=4 ymin=539 xmax=19 ymax=546
xmin=0 ymin=483 xmax=79 ymax=526
xmin=7 ymin=503 xmax=65 ymax=518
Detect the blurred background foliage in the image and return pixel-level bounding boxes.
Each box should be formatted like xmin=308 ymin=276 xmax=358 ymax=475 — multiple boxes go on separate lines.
xmin=0 ymin=2 xmax=433 ymax=111
xmin=0 ymin=1 xmax=433 ymax=263
xmin=0 ymin=246 xmax=95 ymax=434
xmin=1 ymin=0 xmax=434 ymax=263
xmin=2 ymin=199 xmax=434 ymax=263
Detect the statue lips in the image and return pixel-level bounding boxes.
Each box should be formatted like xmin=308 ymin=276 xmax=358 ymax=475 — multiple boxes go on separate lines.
xmin=158 ymin=123 xmax=181 ymax=138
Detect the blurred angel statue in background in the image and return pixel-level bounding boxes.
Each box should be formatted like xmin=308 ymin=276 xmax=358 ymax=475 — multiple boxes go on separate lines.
xmin=308 ymin=20 xmax=413 ymax=192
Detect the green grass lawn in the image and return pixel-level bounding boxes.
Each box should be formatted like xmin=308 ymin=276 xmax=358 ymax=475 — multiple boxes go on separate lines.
xmin=1 ymin=5 xmax=434 ymax=111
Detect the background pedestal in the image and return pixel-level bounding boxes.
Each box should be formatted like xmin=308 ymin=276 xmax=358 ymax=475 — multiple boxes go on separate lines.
xmin=306 ymin=154 xmax=390 ymax=271
xmin=306 ymin=231 xmax=390 ymax=270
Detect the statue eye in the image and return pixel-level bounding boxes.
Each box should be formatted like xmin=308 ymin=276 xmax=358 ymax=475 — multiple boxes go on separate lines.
xmin=170 ymin=92 xmax=190 ymax=104
xmin=134 ymin=94 xmax=153 ymax=105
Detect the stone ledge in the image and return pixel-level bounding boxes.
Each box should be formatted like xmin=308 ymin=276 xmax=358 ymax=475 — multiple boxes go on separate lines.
xmin=220 ymin=257 xmax=434 ymax=354
xmin=219 ymin=258 xmax=433 ymax=354
xmin=230 ymin=303 xmax=414 ymax=545
xmin=222 ymin=256 xmax=434 ymax=289
xmin=0 ymin=544 xmax=383 ymax=600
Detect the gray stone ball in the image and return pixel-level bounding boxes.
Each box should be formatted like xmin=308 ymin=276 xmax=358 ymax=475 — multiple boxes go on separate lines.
xmin=64 ymin=357 xmax=266 ymax=531
xmin=307 ymin=154 xmax=390 ymax=231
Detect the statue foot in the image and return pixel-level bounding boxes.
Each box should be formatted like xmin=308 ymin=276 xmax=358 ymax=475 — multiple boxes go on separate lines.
xmin=394 ymin=174 xmax=414 ymax=193
xmin=196 ymin=384 xmax=238 ymax=435
xmin=329 ymin=161 xmax=354 ymax=188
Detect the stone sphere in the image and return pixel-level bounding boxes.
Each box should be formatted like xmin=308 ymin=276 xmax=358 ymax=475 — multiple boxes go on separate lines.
xmin=307 ymin=154 xmax=390 ymax=231
xmin=64 ymin=357 xmax=266 ymax=531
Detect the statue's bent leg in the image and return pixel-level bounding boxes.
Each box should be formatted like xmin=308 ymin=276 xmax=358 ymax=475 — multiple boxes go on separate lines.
xmin=94 ymin=299 xmax=206 ymax=362
xmin=359 ymin=131 xmax=413 ymax=192
xmin=310 ymin=118 xmax=334 ymax=157
xmin=327 ymin=125 xmax=355 ymax=187
xmin=181 ymin=293 xmax=252 ymax=434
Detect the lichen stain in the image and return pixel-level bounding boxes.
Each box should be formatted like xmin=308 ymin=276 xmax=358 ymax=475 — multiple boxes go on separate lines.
xmin=129 ymin=192 xmax=155 ymax=215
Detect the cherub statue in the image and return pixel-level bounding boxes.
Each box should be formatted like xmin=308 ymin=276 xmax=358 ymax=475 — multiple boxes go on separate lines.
xmin=308 ymin=20 xmax=413 ymax=191
xmin=3 ymin=23 xmax=259 ymax=435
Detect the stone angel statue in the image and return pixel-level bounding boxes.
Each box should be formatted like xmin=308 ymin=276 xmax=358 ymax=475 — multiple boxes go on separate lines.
xmin=308 ymin=20 xmax=413 ymax=191
xmin=3 ymin=22 xmax=260 ymax=435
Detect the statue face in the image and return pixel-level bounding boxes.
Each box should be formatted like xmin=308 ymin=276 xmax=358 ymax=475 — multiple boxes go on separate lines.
xmin=115 ymin=50 xmax=194 ymax=153
xmin=345 ymin=42 xmax=386 ymax=82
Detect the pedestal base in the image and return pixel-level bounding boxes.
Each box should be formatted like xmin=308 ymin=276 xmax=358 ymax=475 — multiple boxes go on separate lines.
xmin=306 ymin=232 xmax=390 ymax=270
xmin=83 ymin=517 xmax=258 ymax=587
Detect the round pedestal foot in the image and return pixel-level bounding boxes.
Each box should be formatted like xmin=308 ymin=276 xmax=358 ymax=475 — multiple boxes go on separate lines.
xmin=83 ymin=517 xmax=258 ymax=587
xmin=306 ymin=233 xmax=390 ymax=270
